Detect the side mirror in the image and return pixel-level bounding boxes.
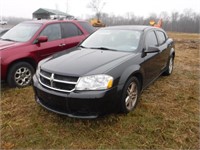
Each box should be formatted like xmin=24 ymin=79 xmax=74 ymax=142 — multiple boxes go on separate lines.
xmin=142 ymin=46 xmax=160 ymax=57
xmin=34 ymin=36 xmax=48 ymax=44
xmin=145 ymin=46 xmax=160 ymax=53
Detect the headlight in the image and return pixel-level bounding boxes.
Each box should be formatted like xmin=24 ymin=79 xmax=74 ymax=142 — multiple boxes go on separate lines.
xmin=35 ymin=57 xmax=51 ymax=78
xmin=36 ymin=65 xmax=40 ymax=78
xmin=75 ymin=74 xmax=113 ymax=90
xmin=36 ymin=62 xmax=42 ymax=78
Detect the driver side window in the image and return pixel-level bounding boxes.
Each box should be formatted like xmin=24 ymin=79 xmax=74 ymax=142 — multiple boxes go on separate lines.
xmin=40 ymin=24 xmax=61 ymax=41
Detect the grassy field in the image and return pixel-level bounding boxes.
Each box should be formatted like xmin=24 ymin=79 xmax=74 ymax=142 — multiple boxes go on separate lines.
xmin=1 ymin=32 xmax=199 ymax=149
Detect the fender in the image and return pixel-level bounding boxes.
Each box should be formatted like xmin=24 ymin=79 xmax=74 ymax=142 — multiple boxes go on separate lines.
xmin=166 ymin=38 xmax=175 ymax=57
xmin=117 ymin=64 xmax=142 ymax=91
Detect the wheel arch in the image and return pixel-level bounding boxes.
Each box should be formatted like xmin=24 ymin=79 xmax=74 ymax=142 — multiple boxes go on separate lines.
xmin=118 ymin=65 xmax=144 ymax=92
xmin=6 ymin=58 xmax=37 ymax=80
xmin=131 ymin=72 xmax=143 ymax=91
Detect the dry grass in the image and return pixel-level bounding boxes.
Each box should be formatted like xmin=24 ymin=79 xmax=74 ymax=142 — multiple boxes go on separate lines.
xmin=1 ymin=32 xmax=199 ymax=149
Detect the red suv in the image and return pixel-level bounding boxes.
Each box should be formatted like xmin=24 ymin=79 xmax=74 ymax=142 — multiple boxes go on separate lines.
xmin=0 ymin=20 xmax=95 ymax=87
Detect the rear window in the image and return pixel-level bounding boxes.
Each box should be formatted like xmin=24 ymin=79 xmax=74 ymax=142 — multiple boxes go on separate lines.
xmin=79 ymin=22 xmax=96 ymax=34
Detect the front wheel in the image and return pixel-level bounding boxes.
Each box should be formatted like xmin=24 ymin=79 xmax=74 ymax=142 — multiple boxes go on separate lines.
xmin=120 ymin=77 xmax=140 ymax=113
xmin=7 ymin=62 xmax=34 ymax=88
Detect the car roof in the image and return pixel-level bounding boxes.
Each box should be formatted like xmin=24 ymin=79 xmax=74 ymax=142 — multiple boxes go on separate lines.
xmin=21 ymin=19 xmax=87 ymax=25
xmin=0 ymin=28 xmax=10 ymax=31
xmin=102 ymin=25 xmax=160 ymax=32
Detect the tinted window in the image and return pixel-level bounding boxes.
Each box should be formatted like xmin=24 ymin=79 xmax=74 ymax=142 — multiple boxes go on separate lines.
xmin=146 ymin=31 xmax=158 ymax=47
xmin=156 ymin=31 xmax=166 ymax=45
xmin=79 ymin=22 xmax=96 ymax=34
xmin=61 ymin=23 xmax=83 ymax=38
xmin=40 ymin=24 xmax=61 ymax=41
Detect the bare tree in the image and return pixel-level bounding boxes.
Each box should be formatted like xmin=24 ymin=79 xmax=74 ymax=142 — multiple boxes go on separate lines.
xmin=87 ymin=10 xmax=200 ymax=33
xmin=55 ymin=3 xmax=59 ymax=10
xmin=87 ymin=0 xmax=106 ymax=20
xmin=159 ymin=11 xmax=170 ymax=30
xmin=66 ymin=0 xmax=69 ymax=13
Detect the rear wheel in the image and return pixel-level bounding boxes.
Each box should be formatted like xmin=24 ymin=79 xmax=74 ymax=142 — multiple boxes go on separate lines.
xmin=163 ymin=56 xmax=174 ymax=76
xmin=7 ymin=62 xmax=34 ymax=88
xmin=120 ymin=77 xmax=140 ymax=113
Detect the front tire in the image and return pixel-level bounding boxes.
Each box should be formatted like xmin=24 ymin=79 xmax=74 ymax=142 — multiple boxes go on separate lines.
xmin=7 ymin=62 xmax=34 ymax=88
xmin=120 ymin=77 xmax=140 ymax=113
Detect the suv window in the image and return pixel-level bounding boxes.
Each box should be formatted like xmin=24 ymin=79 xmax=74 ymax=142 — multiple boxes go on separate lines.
xmin=156 ymin=31 xmax=166 ymax=45
xmin=40 ymin=24 xmax=61 ymax=41
xmin=78 ymin=22 xmax=96 ymax=34
xmin=61 ymin=22 xmax=83 ymax=38
xmin=146 ymin=31 xmax=158 ymax=47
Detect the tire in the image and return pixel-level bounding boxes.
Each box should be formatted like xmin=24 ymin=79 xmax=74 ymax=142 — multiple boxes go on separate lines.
xmin=7 ymin=62 xmax=34 ymax=88
xmin=163 ymin=56 xmax=174 ymax=76
xmin=120 ymin=77 xmax=140 ymax=113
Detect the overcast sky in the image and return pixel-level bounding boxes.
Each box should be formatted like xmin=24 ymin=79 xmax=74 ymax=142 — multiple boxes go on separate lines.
xmin=0 ymin=0 xmax=199 ymax=19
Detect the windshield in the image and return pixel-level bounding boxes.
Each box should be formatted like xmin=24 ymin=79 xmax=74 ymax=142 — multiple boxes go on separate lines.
xmin=81 ymin=29 xmax=142 ymax=52
xmin=1 ymin=23 xmax=42 ymax=42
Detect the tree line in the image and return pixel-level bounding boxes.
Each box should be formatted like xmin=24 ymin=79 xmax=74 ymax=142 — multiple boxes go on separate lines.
xmin=97 ymin=9 xmax=200 ymax=33
xmin=2 ymin=9 xmax=199 ymax=33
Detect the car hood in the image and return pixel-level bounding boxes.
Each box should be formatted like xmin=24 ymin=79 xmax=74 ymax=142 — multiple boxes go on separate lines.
xmin=41 ymin=48 xmax=135 ymax=76
xmin=0 ymin=40 xmax=23 ymax=50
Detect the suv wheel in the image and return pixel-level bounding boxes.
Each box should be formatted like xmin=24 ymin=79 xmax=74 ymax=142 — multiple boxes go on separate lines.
xmin=120 ymin=77 xmax=140 ymax=113
xmin=7 ymin=62 xmax=34 ymax=88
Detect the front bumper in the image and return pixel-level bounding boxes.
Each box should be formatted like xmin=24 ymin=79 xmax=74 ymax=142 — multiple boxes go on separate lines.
xmin=33 ymin=75 xmax=121 ymax=119
xmin=0 ymin=63 xmax=7 ymax=81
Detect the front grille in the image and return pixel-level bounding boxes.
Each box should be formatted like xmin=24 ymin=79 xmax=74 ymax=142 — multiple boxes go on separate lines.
xmin=54 ymin=74 xmax=77 ymax=82
xmin=39 ymin=69 xmax=79 ymax=92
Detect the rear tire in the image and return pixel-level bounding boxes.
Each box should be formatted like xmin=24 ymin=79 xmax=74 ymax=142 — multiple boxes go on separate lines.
xmin=7 ymin=62 xmax=34 ymax=88
xmin=120 ymin=77 xmax=140 ymax=113
xmin=163 ymin=56 xmax=174 ymax=76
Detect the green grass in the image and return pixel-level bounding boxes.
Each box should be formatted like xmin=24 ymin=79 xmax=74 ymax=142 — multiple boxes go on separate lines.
xmin=1 ymin=32 xmax=199 ymax=149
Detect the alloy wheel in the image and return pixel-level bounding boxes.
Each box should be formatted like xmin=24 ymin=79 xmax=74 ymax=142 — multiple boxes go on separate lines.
xmin=14 ymin=67 xmax=32 ymax=86
xmin=168 ymin=57 xmax=173 ymax=74
xmin=125 ymin=81 xmax=138 ymax=111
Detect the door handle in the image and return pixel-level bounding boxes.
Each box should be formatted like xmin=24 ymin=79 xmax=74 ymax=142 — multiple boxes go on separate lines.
xmin=59 ymin=43 xmax=66 ymax=47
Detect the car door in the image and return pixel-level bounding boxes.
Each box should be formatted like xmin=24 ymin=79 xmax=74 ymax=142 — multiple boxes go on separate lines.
xmin=143 ymin=30 xmax=162 ymax=85
xmin=35 ymin=23 xmax=65 ymax=60
xmin=155 ymin=30 xmax=170 ymax=72
xmin=61 ymin=22 xmax=86 ymax=50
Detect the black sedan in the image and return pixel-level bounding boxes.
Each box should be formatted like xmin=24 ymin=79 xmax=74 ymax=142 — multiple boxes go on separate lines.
xmin=33 ymin=25 xmax=175 ymax=118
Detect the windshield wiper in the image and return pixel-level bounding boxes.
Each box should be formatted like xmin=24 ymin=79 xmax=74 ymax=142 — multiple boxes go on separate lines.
xmin=89 ymin=47 xmax=118 ymax=51
xmin=2 ymin=38 xmax=16 ymax=42
xmin=79 ymin=46 xmax=118 ymax=51
xmin=79 ymin=45 xmax=88 ymax=48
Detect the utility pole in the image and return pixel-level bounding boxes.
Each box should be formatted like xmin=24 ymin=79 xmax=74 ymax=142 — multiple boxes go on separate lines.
xmin=0 ymin=0 xmax=3 ymax=22
xmin=66 ymin=0 xmax=69 ymax=14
